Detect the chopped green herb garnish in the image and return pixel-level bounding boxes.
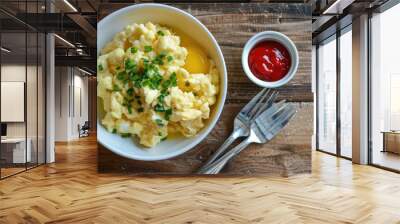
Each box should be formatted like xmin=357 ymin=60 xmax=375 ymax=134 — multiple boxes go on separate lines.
xmin=144 ymin=45 xmax=153 ymax=53
xmin=131 ymin=47 xmax=138 ymax=54
xmin=129 ymin=72 xmax=141 ymax=83
xmin=165 ymin=108 xmax=172 ymax=120
xmin=158 ymin=92 xmax=167 ymax=103
xmin=161 ymin=136 xmax=167 ymax=141
xmin=141 ymin=79 xmax=151 ymax=88
xmin=141 ymin=73 xmax=163 ymax=89
xmin=112 ymin=84 xmax=121 ymax=92
xmin=152 ymin=53 xmax=166 ymax=65
xmin=152 ymin=58 xmax=163 ymax=65
xmin=121 ymin=133 xmax=131 ymax=138
xmin=98 ymin=64 xmax=104 ymax=71
xmin=167 ymin=55 xmax=173 ymax=62
xmin=108 ymin=49 xmax=179 ymax=126
xmin=161 ymin=73 xmax=177 ymax=90
xmin=112 ymin=128 xmax=117 ymax=134
xmin=117 ymin=71 xmax=127 ymax=80
xmin=160 ymin=88 xmax=168 ymax=95
xmin=136 ymin=58 xmax=163 ymax=89
xmin=127 ymin=88 xmax=134 ymax=96
xmin=170 ymin=72 xmax=177 ymax=87
xmin=154 ymin=104 xmax=165 ymax=112
xmin=155 ymin=119 xmax=164 ymax=127
xmin=116 ymin=66 xmax=121 ymax=70
xmin=161 ymin=79 xmax=171 ymax=89
xmin=157 ymin=30 xmax=165 ymax=36
xmin=134 ymin=81 xmax=142 ymax=88
xmin=125 ymin=59 xmax=136 ymax=71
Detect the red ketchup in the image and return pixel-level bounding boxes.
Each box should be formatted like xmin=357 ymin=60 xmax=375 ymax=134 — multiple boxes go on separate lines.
xmin=248 ymin=41 xmax=291 ymax=82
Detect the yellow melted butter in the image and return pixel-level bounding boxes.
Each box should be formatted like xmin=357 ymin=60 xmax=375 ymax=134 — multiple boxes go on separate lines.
xmin=175 ymin=30 xmax=210 ymax=74
xmin=184 ymin=46 xmax=210 ymax=74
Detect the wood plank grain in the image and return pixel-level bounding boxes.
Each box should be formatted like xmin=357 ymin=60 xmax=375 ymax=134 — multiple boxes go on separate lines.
xmin=97 ymin=3 xmax=312 ymax=176
xmin=98 ymin=102 xmax=312 ymax=176
xmin=3 ymin=138 xmax=400 ymax=223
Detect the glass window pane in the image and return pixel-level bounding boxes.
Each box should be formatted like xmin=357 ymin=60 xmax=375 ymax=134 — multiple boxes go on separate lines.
xmin=0 ymin=0 xmax=46 ymax=179
xmin=371 ymin=3 xmax=400 ymax=171
xmin=340 ymin=28 xmax=352 ymax=158
xmin=1 ymin=30 xmax=27 ymax=177
xmin=27 ymin=31 xmax=38 ymax=169
xmin=318 ymin=37 xmax=337 ymax=154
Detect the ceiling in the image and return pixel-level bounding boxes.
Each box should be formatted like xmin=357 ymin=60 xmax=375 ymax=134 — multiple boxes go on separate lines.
xmin=1 ymin=31 xmax=45 ymax=64
xmin=0 ymin=0 xmax=394 ymax=69
xmin=0 ymin=0 xmax=99 ymax=73
xmin=312 ymin=0 xmax=391 ymax=43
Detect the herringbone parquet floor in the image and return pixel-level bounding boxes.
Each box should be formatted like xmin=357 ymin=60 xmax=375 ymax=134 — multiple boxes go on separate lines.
xmin=1 ymin=135 xmax=400 ymax=224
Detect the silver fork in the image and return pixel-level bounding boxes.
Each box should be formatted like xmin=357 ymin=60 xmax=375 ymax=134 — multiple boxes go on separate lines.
xmin=200 ymin=103 xmax=296 ymax=174
xmin=197 ymin=89 xmax=279 ymax=173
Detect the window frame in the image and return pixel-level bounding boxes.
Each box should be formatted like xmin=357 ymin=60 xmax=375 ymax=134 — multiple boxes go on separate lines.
xmin=315 ymin=24 xmax=353 ymax=160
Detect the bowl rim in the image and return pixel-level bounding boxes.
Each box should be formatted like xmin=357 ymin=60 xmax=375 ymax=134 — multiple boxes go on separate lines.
xmin=241 ymin=31 xmax=299 ymax=88
xmin=97 ymin=3 xmax=227 ymax=161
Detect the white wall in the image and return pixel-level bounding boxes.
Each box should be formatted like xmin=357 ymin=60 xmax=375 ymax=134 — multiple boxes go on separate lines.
xmin=1 ymin=65 xmax=25 ymax=138
xmin=1 ymin=65 xmax=37 ymax=138
xmin=55 ymin=66 xmax=69 ymax=141
xmin=54 ymin=67 xmax=89 ymax=141
xmin=72 ymin=73 xmax=89 ymax=138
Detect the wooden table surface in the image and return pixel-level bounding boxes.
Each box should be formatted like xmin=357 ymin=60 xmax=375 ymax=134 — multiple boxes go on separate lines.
xmin=98 ymin=2 xmax=312 ymax=176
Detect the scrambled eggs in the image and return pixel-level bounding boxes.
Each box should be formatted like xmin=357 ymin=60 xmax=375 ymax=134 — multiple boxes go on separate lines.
xmin=98 ymin=22 xmax=219 ymax=147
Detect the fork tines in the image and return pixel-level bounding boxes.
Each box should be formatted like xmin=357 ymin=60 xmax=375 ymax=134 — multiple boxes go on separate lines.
xmin=254 ymin=103 xmax=297 ymax=141
xmin=242 ymin=88 xmax=279 ymax=121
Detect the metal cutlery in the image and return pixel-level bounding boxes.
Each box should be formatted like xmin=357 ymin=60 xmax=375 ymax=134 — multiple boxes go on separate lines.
xmin=199 ymin=102 xmax=296 ymax=174
xmin=197 ymin=89 xmax=279 ymax=173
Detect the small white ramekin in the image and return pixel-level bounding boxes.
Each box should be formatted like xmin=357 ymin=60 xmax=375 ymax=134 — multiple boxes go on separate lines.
xmin=241 ymin=31 xmax=299 ymax=88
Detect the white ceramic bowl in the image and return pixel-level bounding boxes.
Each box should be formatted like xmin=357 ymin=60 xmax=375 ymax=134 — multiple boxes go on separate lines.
xmin=241 ymin=31 xmax=299 ymax=88
xmin=97 ymin=4 xmax=227 ymax=161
